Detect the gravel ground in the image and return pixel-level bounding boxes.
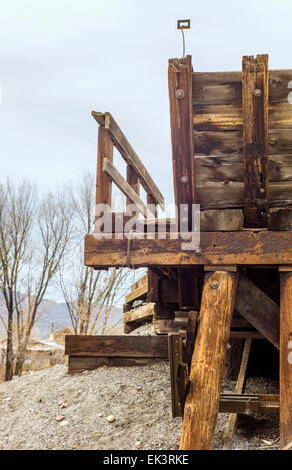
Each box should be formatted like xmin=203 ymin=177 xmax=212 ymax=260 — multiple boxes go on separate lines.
xmin=0 ymin=324 xmax=280 ymax=451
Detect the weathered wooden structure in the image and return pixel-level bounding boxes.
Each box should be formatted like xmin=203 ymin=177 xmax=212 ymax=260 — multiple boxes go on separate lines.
xmin=81 ymin=53 xmax=292 ymax=450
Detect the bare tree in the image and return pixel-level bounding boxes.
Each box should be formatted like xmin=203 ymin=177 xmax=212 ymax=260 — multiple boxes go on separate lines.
xmin=0 ymin=180 xmax=73 ymax=379
xmin=60 ymin=172 xmax=130 ymax=335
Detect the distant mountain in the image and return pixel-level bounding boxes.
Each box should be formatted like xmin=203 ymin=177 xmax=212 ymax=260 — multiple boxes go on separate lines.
xmin=0 ymin=294 xmax=123 ymax=338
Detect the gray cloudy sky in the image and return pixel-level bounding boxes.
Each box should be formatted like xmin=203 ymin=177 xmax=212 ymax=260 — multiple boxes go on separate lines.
xmin=0 ymin=0 xmax=291 ymax=206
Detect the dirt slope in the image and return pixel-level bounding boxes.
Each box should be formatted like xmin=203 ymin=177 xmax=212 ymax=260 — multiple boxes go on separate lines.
xmin=0 ymin=359 xmax=279 ymax=450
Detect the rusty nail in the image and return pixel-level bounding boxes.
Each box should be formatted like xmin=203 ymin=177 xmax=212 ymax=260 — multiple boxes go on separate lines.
xmin=253 ymin=88 xmax=262 ymax=97
xmin=175 ymin=89 xmax=185 ymax=99
xmin=211 ymin=280 xmax=219 ymax=289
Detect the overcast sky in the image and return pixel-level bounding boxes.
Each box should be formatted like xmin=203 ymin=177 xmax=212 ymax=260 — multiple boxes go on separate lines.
xmin=0 ymin=0 xmax=291 ymax=207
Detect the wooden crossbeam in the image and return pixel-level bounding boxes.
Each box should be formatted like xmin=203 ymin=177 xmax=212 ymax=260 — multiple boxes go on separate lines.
xmin=242 ymin=55 xmax=269 ymax=227
xmin=180 ymin=270 xmax=238 ymax=450
xmin=235 ymin=275 xmax=279 ymax=349
xmin=92 ymin=111 xmax=164 ymax=210
xmin=102 ymin=158 xmax=154 ymax=219
xmin=85 ymin=231 xmax=292 ymax=268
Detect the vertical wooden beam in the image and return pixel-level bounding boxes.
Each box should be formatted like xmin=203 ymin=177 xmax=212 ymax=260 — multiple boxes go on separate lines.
xmin=180 ymin=270 xmax=238 ymax=450
xmin=168 ymin=56 xmax=196 ymax=230
xmin=242 ymin=54 xmax=269 ymax=228
xmin=280 ymin=271 xmax=292 ymax=449
xmin=126 ymin=164 xmax=140 ymax=205
xmin=95 ymin=127 xmax=113 ymax=223
xmin=178 ymin=268 xmax=201 ymax=310
xmin=126 ymin=164 xmax=140 ymax=226
xmin=147 ymin=268 xmax=160 ymax=303
xmin=147 ymin=193 xmax=158 ymax=219
xmin=223 ymin=338 xmax=252 ymax=449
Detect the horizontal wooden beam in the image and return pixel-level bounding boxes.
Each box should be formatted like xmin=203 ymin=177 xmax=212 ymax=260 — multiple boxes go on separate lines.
xmin=102 ymin=158 xmax=154 ymax=219
xmin=85 ymin=231 xmax=292 ymax=268
xmin=92 ymin=111 xmax=165 ymax=210
xmin=65 ymin=335 xmax=168 ymax=358
xmin=68 ymin=356 xmax=166 ymax=374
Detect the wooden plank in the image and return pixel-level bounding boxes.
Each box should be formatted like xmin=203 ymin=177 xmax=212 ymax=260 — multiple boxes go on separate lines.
xmin=168 ymin=56 xmax=196 ymax=230
xmin=192 ymin=70 xmax=292 ymax=106
xmin=95 ymin=127 xmax=113 ymax=223
xmin=68 ymin=356 xmax=166 ymax=374
xmin=235 ymin=276 xmax=279 ymax=349
xmin=123 ymin=302 xmax=155 ymax=324
xmin=194 ymin=129 xmax=292 ymax=157
xmin=126 ymin=164 xmax=140 ymax=223
xmin=186 ymin=311 xmax=198 ymax=367
xmin=92 ymin=111 xmax=164 ymax=210
xmin=131 ymin=273 xmax=147 ymax=292
xmin=102 ymin=158 xmax=154 ymax=219
xmin=242 ymin=54 xmax=269 ymax=227
xmin=280 ymin=271 xmax=292 ymax=449
xmin=65 ymin=335 xmax=168 ymax=358
xmin=196 ymin=180 xmax=292 ymax=210
xmin=180 ymin=271 xmax=238 ymax=450
xmin=147 ymin=268 xmax=160 ymax=303
xmin=195 ymin=154 xmax=292 ymax=183
xmin=193 ymin=104 xmax=292 ymax=131
xmin=125 ymin=281 xmax=148 ymax=304
xmin=178 ymin=267 xmax=201 ymax=309
xmin=223 ymin=339 xmax=252 ymax=449
xmin=85 ymin=231 xmax=292 ymax=268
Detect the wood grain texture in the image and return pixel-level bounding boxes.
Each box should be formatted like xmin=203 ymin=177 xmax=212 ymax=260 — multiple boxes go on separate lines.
xmin=102 ymin=158 xmax=154 ymax=219
xmin=192 ymin=70 xmax=292 ymax=106
xmin=194 ymin=129 xmax=292 ymax=157
xmin=92 ymin=111 xmax=164 ymax=209
xmin=180 ymin=271 xmax=238 ymax=450
xmin=95 ymin=127 xmax=113 ymax=223
xmin=84 ymin=231 xmax=292 ymax=268
xmin=280 ymin=272 xmax=292 ymax=449
xmin=125 ymin=281 xmax=148 ymax=304
xmin=242 ymin=54 xmax=269 ymax=227
xmin=168 ymin=56 xmax=196 ymax=230
xmin=65 ymin=335 xmax=168 ymax=358
xmin=123 ymin=302 xmax=155 ymax=324
xmin=223 ymin=338 xmax=252 ymax=449
xmin=235 ymin=276 xmax=279 ymax=348
xmin=68 ymin=356 xmax=166 ymax=374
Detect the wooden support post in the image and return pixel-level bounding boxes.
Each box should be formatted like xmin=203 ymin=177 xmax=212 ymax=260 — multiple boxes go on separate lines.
xmin=280 ymin=270 xmax=292 ymax=449
xmin=126 ymin=164 xmax=140 ymax=225
xmin=168 ymin=56 xmax=196 ymax=230
xmin=223 ymin=338 xmax=252 ymax=449
xmin=147 ymin=268 xmax=160 ymax=303
xmin=95 ymin=127 xmax=113 ymax=224
xmin=178 ymin=268 xmax=201 ymax=310
xmin=180 ymin=270 xmax=238 ymax=450
xmin=242 ymin=54 xmax=269 ymax=228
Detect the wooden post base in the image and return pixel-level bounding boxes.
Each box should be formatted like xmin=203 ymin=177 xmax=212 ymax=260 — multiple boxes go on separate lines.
xmin=179 ymin=270 xmax=238 ymax=450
